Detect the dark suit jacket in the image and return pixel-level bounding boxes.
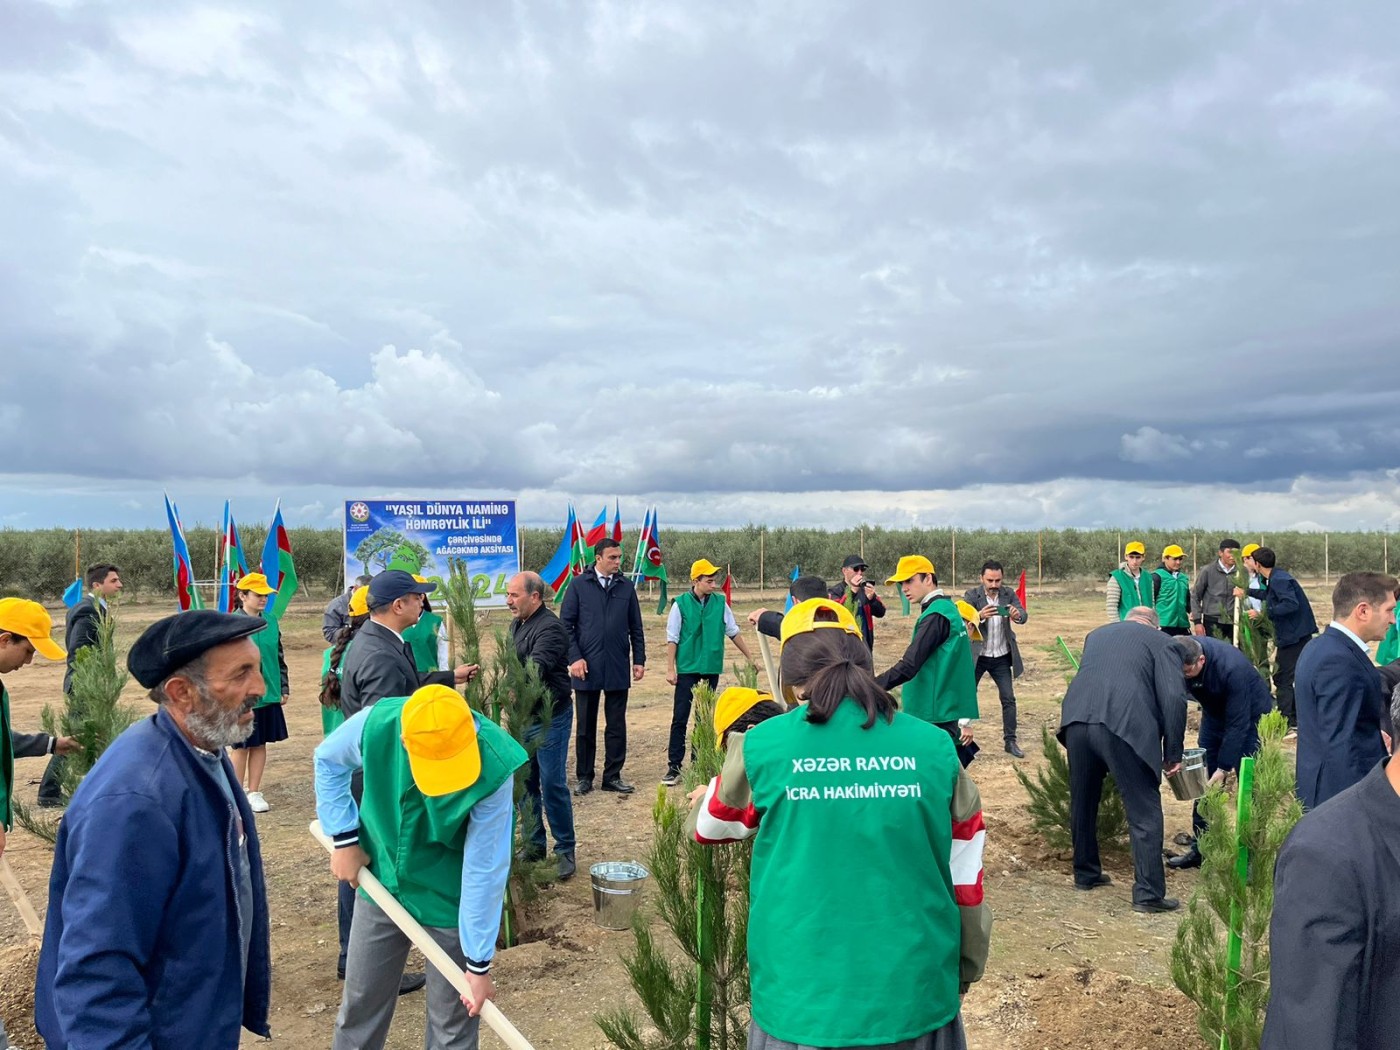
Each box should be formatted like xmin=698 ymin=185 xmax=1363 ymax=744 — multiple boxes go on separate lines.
xmin=962 ymin=585 xmax=1027 ymax=677
xmin=339 ymin=619 xmax=454 ymax=719
xmin=1057 ymin=620 xmax=1188 ymax=774
xmin=511 ymin=606 xmax=572 ymax=715
xmin=1247 ymin=569 xmax=1317 ymax=649
xmin=559 ymin=571 xmax=645 ymax=692
xmin=63 ymin=597 xmax=105 ymax=694
xmin=1189 ymin=636 xmax=1272 ymax=772
xmin=1262 ymin=760 xmax=1400 ymax=1049
xmin=1294 ymin=625 xmax=1386 ymax=810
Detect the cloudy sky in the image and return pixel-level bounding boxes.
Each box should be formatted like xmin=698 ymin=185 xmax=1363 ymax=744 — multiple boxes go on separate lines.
xmin=3 ymin=1 xmax=1398 ymax=533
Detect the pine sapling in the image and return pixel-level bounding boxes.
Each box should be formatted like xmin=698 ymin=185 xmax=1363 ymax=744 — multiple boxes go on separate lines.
xmin=1013 ymin=725 xmax=1128 ymax=851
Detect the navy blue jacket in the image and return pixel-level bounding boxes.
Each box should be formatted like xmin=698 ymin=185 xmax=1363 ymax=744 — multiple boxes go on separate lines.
xmin=1294 ymin=626 xmax=1387 ymax=810
xmin=1189 ymin=637 xmax=1272 ymax=772
xmin=559 ymin=570 xmax=646 ymax=691
xmin=1248 ymin=569 xmax=1317 ymax=649
xmin=36 ymin=707 xmax=272 ymax=1048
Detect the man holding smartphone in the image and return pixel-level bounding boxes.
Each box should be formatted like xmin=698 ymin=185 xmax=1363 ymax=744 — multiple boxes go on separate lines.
xmin=829 ymin=555 xmax=886 ymax=651
xmin=964 ymin=560 xmax=1028 ymax=758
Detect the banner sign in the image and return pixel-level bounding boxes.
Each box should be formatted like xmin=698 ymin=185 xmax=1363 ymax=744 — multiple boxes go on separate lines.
xmin=343 ymin=499 xmax=520 ymax=608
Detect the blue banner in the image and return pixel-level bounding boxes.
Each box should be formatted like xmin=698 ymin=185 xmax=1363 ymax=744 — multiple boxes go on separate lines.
xmin=343 ymin=498 xmax=520 ymax=608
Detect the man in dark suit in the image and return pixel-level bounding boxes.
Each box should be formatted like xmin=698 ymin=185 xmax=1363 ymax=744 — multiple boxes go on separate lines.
xmin=1293 ymin=571 xmax=1397 ymax=810
xmin=336 ymin=570 xmax=477 ymax=989
xmin=828 ymin=556 xmax=885 ymax=650
xmin=41 ymin=564 xmax=123 ymax=807
xmin=1261 ymin=686 xmax=1400 ymax=1048
xmin=963 ymin=559 xmax=1029 ymax=758
xmin=1058 ymin=618 xmax=1189 ymax=911
xmin=1167 ymin=636 xmax=1273 ymax=869
xmin=1232 ymin=546 xmax=1316 ymax=735
xmin=560 ymin=539 xmax=646 ymax=795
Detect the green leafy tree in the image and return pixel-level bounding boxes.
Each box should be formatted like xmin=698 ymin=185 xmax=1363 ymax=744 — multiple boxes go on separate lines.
xmin=598 ymin=682 xmax=751 ymax=1050
xmin=1172 ymin=712 xmax=1301 ymax=1050
xmin=353 ymin=528 xmax=432 ymax=576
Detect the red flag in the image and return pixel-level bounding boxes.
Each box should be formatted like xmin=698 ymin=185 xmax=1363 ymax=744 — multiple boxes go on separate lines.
xmin=584 ymin=506 xmax=609 ymax=547
xmin=723 ymin=566 xmax=733 ymax=607
xmin=1016 ymin=570 xmax=1027 ymax=609
xmin=611 ymin=499 xmax=623 ymax=543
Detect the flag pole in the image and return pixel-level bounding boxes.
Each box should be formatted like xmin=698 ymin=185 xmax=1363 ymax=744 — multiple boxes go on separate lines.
xmin=74 ymin=529 xmax=81 ymax=582
xmin=759 ymin=529 xmax=765 ymax=600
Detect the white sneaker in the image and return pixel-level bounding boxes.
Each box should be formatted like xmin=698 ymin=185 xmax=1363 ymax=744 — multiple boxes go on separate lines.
xmin=246 ymin=791 xmax=270 ymax=813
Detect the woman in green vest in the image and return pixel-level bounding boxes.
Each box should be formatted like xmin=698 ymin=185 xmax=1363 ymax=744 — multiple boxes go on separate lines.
xmin=687 ymin=599 xmax=992 ymax=1050
xmin=230 ymin=573 xmax=290 ymax=814
xmin=319 ymin=585 xmax=370 ymax=737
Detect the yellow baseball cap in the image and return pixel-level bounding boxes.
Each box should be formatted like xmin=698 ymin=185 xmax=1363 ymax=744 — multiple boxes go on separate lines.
xmin=780 ymin=598 xmax=860 ymax=644
xmin=713 ymin=687 xmax=774 ymax=745
xmin=1241 ymin=543 xmax=1260 ymax=558
xmin=400 ymin=685 xmax=481 ymax=797
xmin=954 ymin=600 xmax=984 ymax=642
xmin=1162 ymin=545 xmax=1186 ymax=559
xmin=690 ymin=558 xmax=722 ymax=580
xmin=348 ymin=585 xmax=370 ymax=617
xmin=1124 ymin=542 xmax=1146 ymax=556
xmin=0 ymin=598 xmax=66 ymax=660
xmin=885 ymin=555 xmax=935 ymax=583
xmin=236 ymin=572 xmax=277 ymax=595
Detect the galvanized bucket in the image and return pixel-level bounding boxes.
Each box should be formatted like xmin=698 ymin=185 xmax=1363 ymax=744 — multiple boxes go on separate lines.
xmin=1167 ymin=747 xmax=1210 ymax=801
xmin=590 ymin=861 xmax=650 ymax=931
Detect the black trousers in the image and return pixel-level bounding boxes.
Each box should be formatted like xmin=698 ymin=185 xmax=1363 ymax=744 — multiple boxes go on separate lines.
xmin=1161 ymin=625 xmax=1191 ymax=637
xmin=668 ymin=673 xmax=719 ymax=772
xmin=37 ymin=753 xmax=65 ymax=805
xmin=1190 ymin=719 xmax=1259 ymax=837
xmin=575 ymin=689 xmax=628 ymax=783
xmin=1064 ymin=722 xmax=1167 ymax=904
xmin=973 ymin=653 xmax=1017 ymax=742
xmin=1274 ymin=637 xmax=1309 ymax=728
xmin=933 ymin=721 xmax=978 ymax=768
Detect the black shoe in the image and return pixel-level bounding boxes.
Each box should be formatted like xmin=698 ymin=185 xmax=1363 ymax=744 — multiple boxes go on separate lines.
xmin=1074 ymin=874 xmax=1113 ymax=891
xmin=660 ymin=768 xmax=682 ymax=786
xmin=1132 ymin=897 xmax=1181 ymax=914
xmin=558 ymin=853 xmax=577 ymax=881
xmin=398 ymin=971 xmax=426 ymax=995
xmin=573 ymin=780 xmax=593 ymax=796
xmin=337 ymin=965 xmax=346 ymax=980
xmin=601 ymin=778 xmax=635 ymax=794
xmin=1004 ymin=740 xmax=1025 ymax=759
xmin=1167 ymin=845 xmax=1202 ymax=870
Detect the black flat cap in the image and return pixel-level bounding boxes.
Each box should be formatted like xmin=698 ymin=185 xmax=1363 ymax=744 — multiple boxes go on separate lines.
xmin=841 ymin=555 xmax=868 ymax=570
xmin=368 ymin=569 xmax=437 ymax=610
xmin=128 ymin=610 xmax=267 ymax=689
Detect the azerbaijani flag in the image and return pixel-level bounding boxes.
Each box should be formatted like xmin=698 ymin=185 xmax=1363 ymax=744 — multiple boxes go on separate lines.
xmin=164 ymin=493 xmax=202 ymax=612
xmin=261 ymin=500 xmax=299 ymax=620
xmin=584 ymin=505 xmax=609 ymax=547
xmin=216 ymin=500 xmax=250 ymax=614
xmin=634 ymin=506 xmax=669 ymax=614
xmin=541 ymin=504 xmax=580 ymax=596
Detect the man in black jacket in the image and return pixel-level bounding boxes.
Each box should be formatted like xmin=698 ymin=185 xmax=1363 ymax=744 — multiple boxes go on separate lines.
xmin=749 ymin=576 xmax=828 ymax=639
xmin=1058 ymin=618 xmax=1189 ymax=911
xmin=560 ymin=539 xmax=646 ymax=795
xmin=1233 ymin=546 xmax=1317 ymax=734
xmin=828 ymin=556 xmax=885 ymax=650
xmin=508 ymin=571 xmax=576 ymax=879
xmin=335 ymin=570 xmax=477 ymax=988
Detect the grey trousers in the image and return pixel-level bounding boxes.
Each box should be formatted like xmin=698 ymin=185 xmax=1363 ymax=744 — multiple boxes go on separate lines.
xmin=333 ymin=896 xmax=481 ymax=1050
xmin=748 ymin=1014 xmax=968 ymax=1050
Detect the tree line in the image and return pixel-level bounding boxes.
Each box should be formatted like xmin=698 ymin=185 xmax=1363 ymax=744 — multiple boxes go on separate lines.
xmin=2 ymin=523 xmax=1394 ymax=602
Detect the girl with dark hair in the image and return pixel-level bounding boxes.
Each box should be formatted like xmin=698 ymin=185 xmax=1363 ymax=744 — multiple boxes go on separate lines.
xmin=230 ymin=573 xmax=290 ymax=813
xmin=687 ymin=599 xmax=992 ymax=1050
xmin=320 ymin=585 xmax=371 ymax=737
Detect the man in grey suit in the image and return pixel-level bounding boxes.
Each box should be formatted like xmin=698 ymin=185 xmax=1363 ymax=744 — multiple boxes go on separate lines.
xmin=323 ymin=574 xmax=372 ymax=643
xmin=1058 ymin=611 xmax=1189 ymax=912
xmin=963 ymin=560 xmax=1028 ymax=757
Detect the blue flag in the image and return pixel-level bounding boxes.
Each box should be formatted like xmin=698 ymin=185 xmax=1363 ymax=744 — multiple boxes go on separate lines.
xmin=784 ymin=565 xmax=801 ymax=613
xmin=62 ymin=577 xmax=83 ymax=607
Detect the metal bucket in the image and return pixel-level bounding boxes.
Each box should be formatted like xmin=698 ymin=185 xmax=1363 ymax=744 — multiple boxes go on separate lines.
xmin=590 ymin=861 xmax=650 ymax=931
xmin=1167 ymin=747 xmax=1210 ymax=801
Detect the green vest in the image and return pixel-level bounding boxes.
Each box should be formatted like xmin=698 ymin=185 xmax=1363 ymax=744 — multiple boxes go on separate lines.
xmin=1110 ymin=569 xmax=1154 ymax=621
xmin=898 ymin=596 xmax=979 ymax=724
xmin=1379 ymin=622 xmax=1400 ymax=667
xmin=675 ymin=591 xmax=727 ymax=675
xmin=741 ymin=700 xmax=964 ymax=1045
xmin=1153 ymin=568 xmax=1190 ymax=629
xmin=402 ymin=611 xmax=444 ymax=674
xmin=319 ymin=648 xmax=347 ymax=737
xmin=0 ymin=682 xmax=14 ymax=830
xmin=357 ymin=696 xmax=527 ymax=928
xmin=243 ymin=611 xmax=283 ymax=709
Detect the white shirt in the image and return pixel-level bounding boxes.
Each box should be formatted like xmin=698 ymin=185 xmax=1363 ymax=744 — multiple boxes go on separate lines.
xmin=595 ymin=569 xmax=615 ymax=588
xmin=980 ymin=589 xmax=1011 ymax=659
xmin=1328 ymin=620 xmax=1371 ymax=655
xmin=666 ymin=592 xmax=741 ymax=644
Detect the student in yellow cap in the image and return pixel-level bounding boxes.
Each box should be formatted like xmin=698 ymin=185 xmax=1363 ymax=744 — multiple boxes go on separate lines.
xmin=686 ymin=599 xmax=990 ymax=1049
xmin=1239 ymin=544 xmax=1264 ymax=617
xmin=712 ymin=687 xmax=787 ymax=750
xmin=661 ymin=559 xmax=755 ymax=786
xmin=875 ymin=557 xmax=980 ymax=767
xmin=320 ymin=585 xmax=371 ymax=738
xmin=230 ymin=573 xmax=289 ymax=813
xmin=315 ymin=684 xmax=528 ymax=1050
xmin=1152 ymin=545 xmax=1192 ymax=636
xmin=1106 ymin=542 xmax=1154 ymax=622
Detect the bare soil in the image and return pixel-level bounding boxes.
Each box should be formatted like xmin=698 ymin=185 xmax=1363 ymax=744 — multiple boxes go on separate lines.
xmin=0 ymin=582 xmax=1231 ymax=1048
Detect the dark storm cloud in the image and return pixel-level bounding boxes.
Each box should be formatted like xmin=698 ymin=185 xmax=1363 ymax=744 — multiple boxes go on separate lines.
xmin=2 ymin=0 xmax=1399 ymax=528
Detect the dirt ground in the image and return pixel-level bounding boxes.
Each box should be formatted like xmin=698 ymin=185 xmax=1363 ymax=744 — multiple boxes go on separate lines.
xmin=0 ymin=581 xmax=1248 ymax=1049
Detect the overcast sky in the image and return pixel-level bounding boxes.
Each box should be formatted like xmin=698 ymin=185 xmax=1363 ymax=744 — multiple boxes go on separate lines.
xmin=3 ymin=1 xmax=1398 ymax=533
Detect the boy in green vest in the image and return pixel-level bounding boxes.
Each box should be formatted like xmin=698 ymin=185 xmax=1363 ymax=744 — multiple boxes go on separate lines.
xmin=1106 ymin=541 xmax=1154 ymax=622
xmin=315 ymin=684 xmax=528 ymax=1050
xmin=876 ymin=556 xmax=980 ymax=767
xmin=1153 ymin=544 xmax=1192 ymax=636
xmin=662 ymin=559 xmax=755 ymax=786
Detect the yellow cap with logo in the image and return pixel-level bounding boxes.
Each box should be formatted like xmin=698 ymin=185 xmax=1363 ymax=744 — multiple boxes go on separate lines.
xmin=885 ymin=555 xmax=935 ymax=583
xmin=779 ymin=598 xmax=859 ymax=644
xmin=0 ymin=598 xmax=66 ymax=660
xmin=400 ymin=685 xmax=481 ymax=797
xmin=690 ymin=559 xmax=722 ymax=580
